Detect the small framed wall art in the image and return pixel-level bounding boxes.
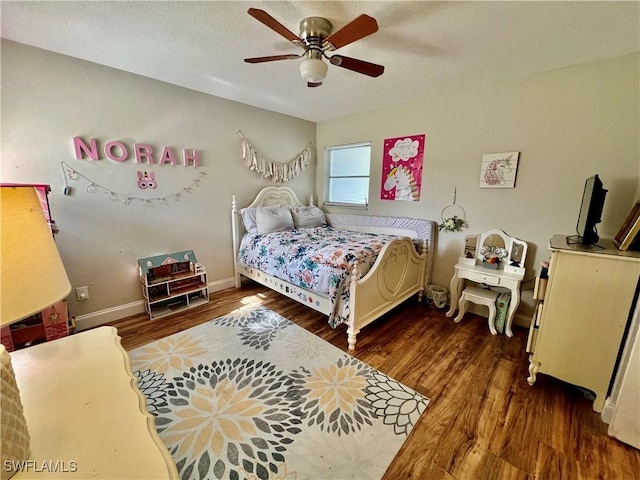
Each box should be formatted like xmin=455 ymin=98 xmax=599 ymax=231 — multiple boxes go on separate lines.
xmin=479 ymin=152 xmax=519 ymax=188
xmin=614 ymin=202 xmax=640 ymax=251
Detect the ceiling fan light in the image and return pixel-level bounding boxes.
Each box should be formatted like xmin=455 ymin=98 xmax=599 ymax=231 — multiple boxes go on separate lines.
xmin=299 ymin=58 xmax=328 ymax=83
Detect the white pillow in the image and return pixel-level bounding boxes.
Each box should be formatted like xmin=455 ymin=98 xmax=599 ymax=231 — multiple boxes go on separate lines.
xmin=291 ymin=206 xmax=326 ymax=229
xmin=256 ymin=206 xmax=294 ymax=234
xmin=240 ymin=208 xmax=258 ymax=234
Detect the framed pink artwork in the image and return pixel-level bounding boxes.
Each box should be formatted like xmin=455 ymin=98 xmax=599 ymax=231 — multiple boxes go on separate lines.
xmin=381 ymin=134 xmax=425 ymax=201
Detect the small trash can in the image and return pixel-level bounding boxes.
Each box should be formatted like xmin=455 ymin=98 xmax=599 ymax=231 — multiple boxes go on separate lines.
xmin=426 ymin=284 xmax=449 ymax=308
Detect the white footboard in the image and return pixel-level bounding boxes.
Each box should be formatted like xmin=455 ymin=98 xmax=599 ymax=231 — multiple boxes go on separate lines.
xmin=346 ymin=237 xmax=427 ymax=351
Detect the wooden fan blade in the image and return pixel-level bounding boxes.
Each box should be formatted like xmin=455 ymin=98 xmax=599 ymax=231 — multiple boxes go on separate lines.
xmin=244 ymin=54 xmax=301 ymax=64
xmin=307 ymin=82 xmax=323 ymax=88
xmin=248 ymin=8 xmax=303 ymax=44
xmin=323 ymin=14 xmax=378 ymax=50
xmin=328 ymin=55 xmax=384 ymax=77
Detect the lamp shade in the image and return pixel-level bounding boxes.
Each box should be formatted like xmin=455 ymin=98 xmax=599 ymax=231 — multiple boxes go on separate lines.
xmin=299 ymin=58 xmax=328 ymax=83
xmin=1 ymin=186 xmax=71 ymax=326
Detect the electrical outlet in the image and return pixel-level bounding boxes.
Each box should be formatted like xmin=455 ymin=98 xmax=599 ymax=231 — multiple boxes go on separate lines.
xmin=76 ymin=286 xmax=89 ymax=302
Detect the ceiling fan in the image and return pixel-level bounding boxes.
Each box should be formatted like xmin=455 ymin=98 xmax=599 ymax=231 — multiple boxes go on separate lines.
xmin=244 ymin=8 xmax=385 ymax=88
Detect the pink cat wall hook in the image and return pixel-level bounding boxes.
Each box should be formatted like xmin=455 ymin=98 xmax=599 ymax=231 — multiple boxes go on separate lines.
xmin=137 ymin=171 xmax=157 ymax=189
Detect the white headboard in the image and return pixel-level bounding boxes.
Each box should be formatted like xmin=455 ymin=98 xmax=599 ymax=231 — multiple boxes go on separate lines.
xmin=231 ymin=186 xmax=309 ymax=239
xmin=243 ymin=186 xmax=306 ymax=209
xmin=231 ymin=187 xmax=311 ymax=286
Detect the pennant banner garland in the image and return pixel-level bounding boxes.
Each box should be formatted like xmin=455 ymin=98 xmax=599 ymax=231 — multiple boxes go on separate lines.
xmin=237 ymin=130 xmax=311 ymax=183
xmin=60 ymin=161 xmax=207 ymax=206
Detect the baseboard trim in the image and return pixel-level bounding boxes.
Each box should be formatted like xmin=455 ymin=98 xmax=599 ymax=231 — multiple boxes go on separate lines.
xmin=513 ymin=312 xmax=532 ymax=329
xmin=75 ymin=278 xmax=531 ymax=332
xmin=75 ymin=300 xmax=144 ymax=331
xmin=464 ymin=304 xmax=532 ymax=330
xmin=75 ymin=277 xmax=236 ymax=331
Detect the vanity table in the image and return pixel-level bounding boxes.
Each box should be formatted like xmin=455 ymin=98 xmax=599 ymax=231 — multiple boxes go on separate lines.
xmin=446 ymin=261 xmax=525 ymax=337
xmin=10 ymin=326 xmax=178 ymax=479
xmin=446 ymin=229 xmax=527 ymax=337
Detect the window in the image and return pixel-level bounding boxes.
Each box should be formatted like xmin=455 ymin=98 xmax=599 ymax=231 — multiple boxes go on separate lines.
xmin=324 ymin=142 xmax=371 ymax=207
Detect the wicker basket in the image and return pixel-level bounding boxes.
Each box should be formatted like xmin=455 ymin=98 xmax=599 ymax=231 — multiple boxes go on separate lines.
xmin=426 ymin=284 xmax=449 ymax=308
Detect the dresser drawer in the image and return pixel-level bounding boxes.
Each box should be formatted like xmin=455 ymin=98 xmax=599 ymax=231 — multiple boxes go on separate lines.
xmin=464 ymin=270 xmax=501 ymax=286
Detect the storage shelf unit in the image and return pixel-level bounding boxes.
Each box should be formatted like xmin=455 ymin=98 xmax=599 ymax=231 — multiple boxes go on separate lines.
xmin=138 ymin=250 xmax=209 ymax=320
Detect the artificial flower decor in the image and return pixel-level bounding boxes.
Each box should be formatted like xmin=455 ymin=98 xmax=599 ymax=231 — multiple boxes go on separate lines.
xmin=478 ymin=245 xmax=509 ymax=263
xmin=439 ymin=215 xmax=466 ymax=233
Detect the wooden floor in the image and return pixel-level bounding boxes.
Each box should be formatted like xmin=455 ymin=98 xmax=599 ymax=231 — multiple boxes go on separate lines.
xmin=107 ymin=282 xmax=640 ymax=480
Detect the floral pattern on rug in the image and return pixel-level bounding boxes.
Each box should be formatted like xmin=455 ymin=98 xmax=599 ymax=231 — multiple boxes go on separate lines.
xmin=159 ymin=358 xmax=299 ymax=480
xmin=130 ymin=306 xmax=429 ymax=480
xmin=132 ymin=332 xmax=210 ymax=373
xmin=366 ymin=372 xmax=428 ymax=435
xmin=135 ymin=369 xmax=171 ymax=414
xmin=288 ymin=356 xmax=377 ymax=435
xmin=213 ymin=306 xmax=291 ymax=351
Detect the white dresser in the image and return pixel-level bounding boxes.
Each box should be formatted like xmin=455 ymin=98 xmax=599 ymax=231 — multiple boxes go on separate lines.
xmin=10 ymin=327 xmax=178 ymax=479
xmin=527 ymin=235 xmax=640 ymax=413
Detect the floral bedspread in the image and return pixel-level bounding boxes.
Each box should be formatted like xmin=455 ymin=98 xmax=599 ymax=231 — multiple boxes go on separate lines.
xmin=237 ymin=226 xmax=403 ymax=327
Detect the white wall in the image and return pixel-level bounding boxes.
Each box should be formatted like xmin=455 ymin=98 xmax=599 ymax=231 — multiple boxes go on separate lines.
xmin=316 ymin=53 xmax=640 ymax=318
xmin=1 ymin=40 xmax=316 ymax=325
xmin=3 ymin=39 xmax=638 ymax=326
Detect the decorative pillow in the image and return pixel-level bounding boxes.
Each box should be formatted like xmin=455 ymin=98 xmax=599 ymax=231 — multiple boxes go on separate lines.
xmin=240 ymin=208 xmax=258 ymax=234
xmin=291 ymin=206 xmax=326 ymax=229
xmin=256 ymin=206 xmax=295 ymax=234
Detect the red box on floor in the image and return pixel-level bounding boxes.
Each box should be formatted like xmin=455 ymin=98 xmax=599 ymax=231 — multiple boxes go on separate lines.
xmin=1 ymin=300 xmax=70 ymax=351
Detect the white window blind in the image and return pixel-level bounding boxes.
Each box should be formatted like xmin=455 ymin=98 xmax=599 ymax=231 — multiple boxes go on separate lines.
xmin=324 ymin=142 xmax=371 ymax=207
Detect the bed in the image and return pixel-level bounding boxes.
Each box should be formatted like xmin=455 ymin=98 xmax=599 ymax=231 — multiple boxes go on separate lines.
xmin=231 ymin=186 xmax=436 ymax=351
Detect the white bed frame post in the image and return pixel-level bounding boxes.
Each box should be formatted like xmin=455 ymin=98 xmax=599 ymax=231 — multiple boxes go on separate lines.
xmin=347 ymin=260 xmax=362 ymax=351
xmin=418 ymin=237 xmax=428 ymax=301
xmin=231 ymin=195 xmax=241 ymax=288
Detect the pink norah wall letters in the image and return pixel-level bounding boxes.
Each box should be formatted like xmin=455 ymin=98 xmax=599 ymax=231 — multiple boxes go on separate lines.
xmin=73 ymin=137 xmax=200 ymax=167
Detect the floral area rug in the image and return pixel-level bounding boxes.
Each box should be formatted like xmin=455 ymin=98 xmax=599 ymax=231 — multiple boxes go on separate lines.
xmin=130 ymin=305 xmax=429 ymax=480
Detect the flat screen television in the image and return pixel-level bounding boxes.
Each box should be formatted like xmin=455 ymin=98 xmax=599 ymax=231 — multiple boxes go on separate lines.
xmin=576 ymin=174 xmax=607 ymax=246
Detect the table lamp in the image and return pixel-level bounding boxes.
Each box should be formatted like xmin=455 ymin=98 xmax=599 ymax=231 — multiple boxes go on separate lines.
xmin=1 ymin=186 xmax=71 ymax=479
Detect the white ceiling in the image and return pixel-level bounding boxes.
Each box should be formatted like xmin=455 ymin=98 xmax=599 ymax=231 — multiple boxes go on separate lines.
xmin=2 ymin=1 xmax=639 ymax=123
